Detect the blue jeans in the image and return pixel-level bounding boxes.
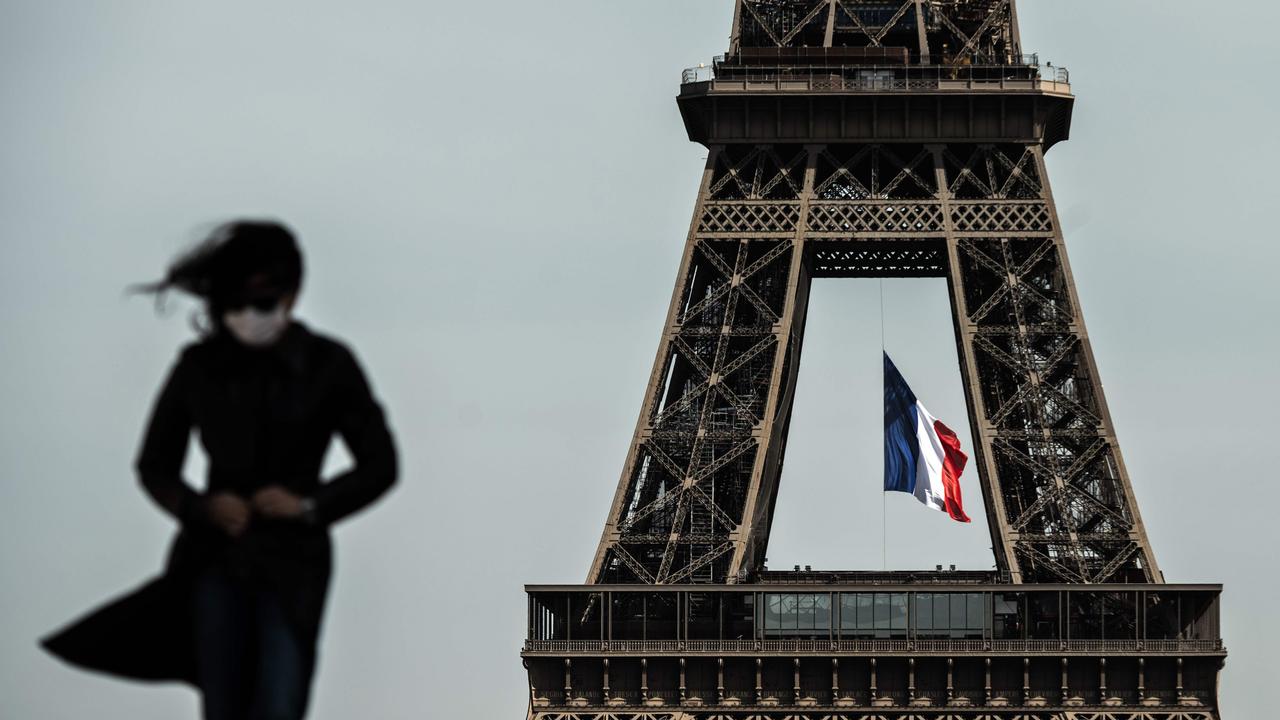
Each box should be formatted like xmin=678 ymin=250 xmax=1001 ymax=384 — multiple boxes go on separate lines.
xmin=192 ymin=568 xmax=309 ymax=720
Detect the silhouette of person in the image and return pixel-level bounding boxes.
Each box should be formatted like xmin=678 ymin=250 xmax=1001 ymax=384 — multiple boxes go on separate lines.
xmin=42 ymin=220 xmax=398 ymax=720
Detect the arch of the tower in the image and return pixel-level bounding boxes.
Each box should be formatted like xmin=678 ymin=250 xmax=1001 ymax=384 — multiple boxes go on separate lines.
xmin=587 ymin=141 xmax=1160 ymax=587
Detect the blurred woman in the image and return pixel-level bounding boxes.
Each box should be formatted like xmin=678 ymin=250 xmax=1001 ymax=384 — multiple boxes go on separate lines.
xmin=43 ymin=220 xmax=398 ymax=720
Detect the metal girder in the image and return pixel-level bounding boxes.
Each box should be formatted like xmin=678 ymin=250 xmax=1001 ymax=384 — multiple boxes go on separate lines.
xmin=589 ymin=140 xmax=1160 ymax=586
xmin=532 ymin=4 xmax=1225 ymax=720
xmin=833 ymin=0 xmax=917 ymax=48
xmin=731 ymin=0 xmax=1020 ymax=61
xmin=935 ymin=0 xmax=1014 ymax=63
xmin=588 ymin=1 xmax=1160 ymax=588
xmin=739 ymin=0 xmax=830 ymax=48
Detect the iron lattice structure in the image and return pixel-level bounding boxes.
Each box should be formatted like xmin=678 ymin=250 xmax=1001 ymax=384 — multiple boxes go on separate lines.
xmin=522 ymin=3 xmax=1226 ymax=720
xmin=588 ymin=0 xmax=1159 ymax=588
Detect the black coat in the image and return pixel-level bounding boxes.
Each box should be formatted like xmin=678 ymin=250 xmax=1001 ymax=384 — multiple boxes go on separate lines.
xmin=42 ymin=320 xmax=398 ymax=685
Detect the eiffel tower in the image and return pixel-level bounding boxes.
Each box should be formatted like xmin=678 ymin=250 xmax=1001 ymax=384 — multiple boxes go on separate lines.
xmin=522 ymin=2 xmax=1226 ymax=718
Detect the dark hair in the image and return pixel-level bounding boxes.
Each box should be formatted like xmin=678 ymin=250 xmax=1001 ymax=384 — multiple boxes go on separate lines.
xmin=134 ymin=220 xmax=304 ymax=330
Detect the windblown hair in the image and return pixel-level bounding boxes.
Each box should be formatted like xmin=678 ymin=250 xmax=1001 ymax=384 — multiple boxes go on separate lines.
xmin=133 ymin=220 xmax=304 ymax=332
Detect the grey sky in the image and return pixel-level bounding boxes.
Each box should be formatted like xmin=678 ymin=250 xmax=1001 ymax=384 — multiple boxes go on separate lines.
xmin=1 ymin=1 xmax=1275 ymax=717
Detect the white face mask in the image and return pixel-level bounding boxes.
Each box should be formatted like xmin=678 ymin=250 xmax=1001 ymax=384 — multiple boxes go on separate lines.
xmin=223 ymin=303 xmax=290 ymax=347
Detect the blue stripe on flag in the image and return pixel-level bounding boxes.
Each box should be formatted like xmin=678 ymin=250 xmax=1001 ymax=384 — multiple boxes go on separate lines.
xmin=884 ymin=353 xmax=920 ymax=494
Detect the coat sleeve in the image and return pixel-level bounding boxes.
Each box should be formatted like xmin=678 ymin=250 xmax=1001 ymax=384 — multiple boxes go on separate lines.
xmin=312 ymin=346 xmax=398 ymax=525
xmin=135 ymin=348 xmax=206 ymax=527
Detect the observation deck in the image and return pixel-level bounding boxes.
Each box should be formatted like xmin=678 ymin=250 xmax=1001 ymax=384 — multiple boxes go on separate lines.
xmin=677 ymin=52 xmax=1075 ymax=147
xmin=523 ymin=575 xmax=1224 ymax=714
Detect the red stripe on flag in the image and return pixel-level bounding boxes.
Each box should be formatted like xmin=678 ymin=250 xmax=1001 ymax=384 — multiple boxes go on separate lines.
xmin=932 ymin=419 xmax=971 ymax=523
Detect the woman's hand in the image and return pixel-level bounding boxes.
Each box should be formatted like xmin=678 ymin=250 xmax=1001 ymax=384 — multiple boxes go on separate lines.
xmin=206 ymin=492 xmax=251 ymax=537
xmin=251 ymin=485 xmax=305 ymax=519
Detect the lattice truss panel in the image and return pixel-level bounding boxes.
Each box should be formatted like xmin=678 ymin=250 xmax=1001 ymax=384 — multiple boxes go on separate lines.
xmin=735 ymin=0 xmax=1020 ymax=65
xmin=710 ymin=145 xmax=809 ymax=202
xmin=598 ymin=235 xmax=797 ymax=585
xmin=594 ymin=142 xmax=1155 ymax=586
xmin=809 ymin=143 xmax=941 ymax=235
xmin=944 ymin=145 xmax=1044 ymax=201
xmin=954 ymin=236 xmax=1151 ymax=584
xmin=703 ymin=145 xmax=1052 ymax=238
xmin=531 ymin=711 xmax=1218 ymax=720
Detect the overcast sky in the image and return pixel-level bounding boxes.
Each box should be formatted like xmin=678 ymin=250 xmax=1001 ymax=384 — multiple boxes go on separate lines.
xmin=2 ymin=1 xmax=1276 ymax=717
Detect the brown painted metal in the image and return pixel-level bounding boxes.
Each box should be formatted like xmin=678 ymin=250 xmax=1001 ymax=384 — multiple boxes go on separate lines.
xmin=542 ymin=2 xmax=1225 ymax=717
xmin=589 ymin=0 xmax=1163 ymax=589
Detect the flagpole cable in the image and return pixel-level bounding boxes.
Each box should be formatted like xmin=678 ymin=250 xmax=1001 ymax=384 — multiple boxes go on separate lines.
xmin=880 ymin=278 xmax=887 ymax=572
xmin=879 ymin=278 xmax=886 ymax=350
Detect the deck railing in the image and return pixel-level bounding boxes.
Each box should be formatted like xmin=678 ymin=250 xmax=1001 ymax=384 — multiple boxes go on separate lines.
xmin=682 ymin=59 xmax=1069 ymax=92
xmin=525 ymin=638 xmax=1224 ymax=654
xmin=541 ymin=688 xmax=1215 ymax=710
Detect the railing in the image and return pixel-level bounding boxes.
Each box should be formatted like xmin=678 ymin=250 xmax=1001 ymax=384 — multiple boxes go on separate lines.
xmin=537 ymin=688 xmax=1216 ymax=710
xmin=682 ymin=63 xmax=717 ymax=84
xmin=524 ymin=638 xmax=1225 ymax=654
xmin=682 ymin=59 xmax=1069 ymax=92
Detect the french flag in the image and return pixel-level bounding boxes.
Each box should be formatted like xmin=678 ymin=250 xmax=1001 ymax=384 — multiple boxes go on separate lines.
xmin=883 ymin=353 xmax=971 ymax=523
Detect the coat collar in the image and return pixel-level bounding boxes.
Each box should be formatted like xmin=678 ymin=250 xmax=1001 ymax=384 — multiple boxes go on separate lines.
xmin=210 ymin=319 xmax=312 ymax=375
xmin=271 ymin=320 xmax=311 ymax=374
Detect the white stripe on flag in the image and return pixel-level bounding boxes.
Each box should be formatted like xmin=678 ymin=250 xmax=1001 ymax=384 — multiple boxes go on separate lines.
xmin=912 ymin=399 xmax=948 ymax=514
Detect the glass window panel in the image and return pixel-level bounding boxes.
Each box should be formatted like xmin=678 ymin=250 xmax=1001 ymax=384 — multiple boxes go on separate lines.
xmin=1068 ymin=592 xmax=1102 ymax=640
xmin=1028 ymin=592 xmax=1060 ymax=640
xmin=890 ymin=594 xmax=908 ymax=630
xmin=874 ymin=593 xmax=891 ymax=630
xmin=1102 ymin=592 xmax=1136 ymax=641
xmin=994 ymin=594 xmax=1019 ymax=616
xmin=950 ymin=594 xmax=967 ymax=629
xmin=569 ymin=592 xmax=605 ymax=641
xmin=611 ymin=593 xmax=646 ymax=641
xmin=1181 ymin=592 xmax=1216 ymax=641
xmin=993 ymin=593 xmax=1024 ymax=640
xmin=724 ymin=593 xmax=754 ymax=641
xmin=840 ymin=594 xmax=858 ymax=630
xmin=916 ymin=593 xmax=934 ymax=630
xmin=798 ymin=594 xmax=816 ymax=630
xmin=646 ymin=593 xmax=678 ymax=639
xmin=814 ymin=594 xmax=831 ymax=631
xmin=967 ymin=593 xmax=986 ymax=630
xmin=765 ymin=594 xmax=783 ymax=631
xmin=687 ymin=592 xmax=719 ymax=640
xmin=857 ymin=594 xmax=875 ymax=630
xmin=934 ymin=595 xmax=950 ymax=630
xmin=1144 ymin=592 xmax=1177 ymax=640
